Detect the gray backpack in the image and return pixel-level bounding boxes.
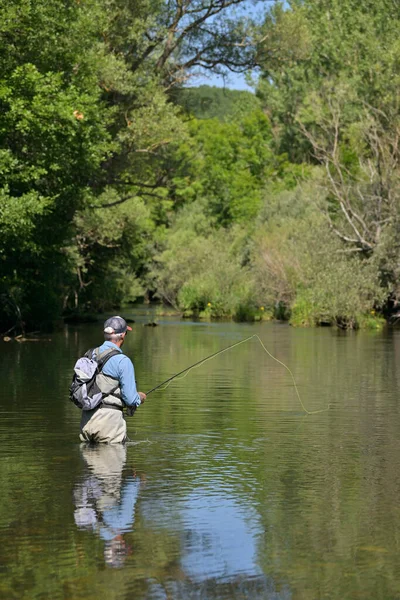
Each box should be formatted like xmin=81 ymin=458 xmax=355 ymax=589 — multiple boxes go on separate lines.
xmin=69 ymin=347 xmax=120 ymax=410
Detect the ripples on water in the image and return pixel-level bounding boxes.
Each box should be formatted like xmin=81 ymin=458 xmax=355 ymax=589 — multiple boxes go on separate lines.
xmin=1 ymin=315 xmax=400 ymax=599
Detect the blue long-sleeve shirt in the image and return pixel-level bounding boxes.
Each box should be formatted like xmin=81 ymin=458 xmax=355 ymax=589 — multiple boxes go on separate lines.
xmin=96 ymin=341 xmax=141 ymax=408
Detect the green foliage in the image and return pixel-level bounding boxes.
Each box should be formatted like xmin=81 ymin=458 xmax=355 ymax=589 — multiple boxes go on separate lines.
xmin=251 ymin=181 xmax=386 ymax=328
xmin=0 ymin=0 xmax=261 ymax=330
xmin=64 ymin=195 xmax=152 ymax=312
xmin=356 ymin=312 xmax=386 ymax=331
xmin=257 ymin=0 xmax=400 ymax=158
xmin=252 ymin=0 xmax=400 ymax=322
xmin=175 ymin=85 xmax=261 ymax=121
xmin=150 ymin=202 xmax=256 ymax=320
xmin=3 ymin=0 xmax=400 ymax=329
xmin=168 ymin=110 xmax=306 ymax=226
xmin=0 ymin=1 xmax=112 ymax=327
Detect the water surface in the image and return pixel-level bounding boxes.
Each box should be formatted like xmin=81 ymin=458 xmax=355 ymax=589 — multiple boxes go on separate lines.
xmin=1 ymin=313 xmax=400 ymax=599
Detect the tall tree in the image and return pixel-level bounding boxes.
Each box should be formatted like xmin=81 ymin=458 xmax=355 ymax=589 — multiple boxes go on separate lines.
xmin=0 ymin=0 xmax=265 ymax=328
xmin=0 ymin=0 xmax=112 ymax=327
xmin=256 ymin=0 xmax=400 ymax=307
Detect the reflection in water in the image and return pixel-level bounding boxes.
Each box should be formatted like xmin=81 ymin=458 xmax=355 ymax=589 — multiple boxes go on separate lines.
xmin=3 ymin=320 xmax=400 ymax=598
xmin=73 ymin=444 xmax=142 ymax=568
xmin=180 ymin=491 xmax=263 ymax=582
xmin=176 ymin=490 xmax=289 ymax=599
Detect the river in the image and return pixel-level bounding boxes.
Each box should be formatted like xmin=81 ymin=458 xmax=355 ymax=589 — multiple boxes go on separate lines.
xmin=1 ymin=309 xmax=400 ymax=599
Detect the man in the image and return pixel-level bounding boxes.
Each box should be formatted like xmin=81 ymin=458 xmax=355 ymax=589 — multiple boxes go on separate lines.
xmin=79 ymin=316 xmax=146 ymax=444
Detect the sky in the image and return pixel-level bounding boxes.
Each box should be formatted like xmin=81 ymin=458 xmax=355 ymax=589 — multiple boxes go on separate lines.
xmin=193 ymin=70 xmax=257 ymax=92
xmin=190 ymin=0 xmax=271 ymax=91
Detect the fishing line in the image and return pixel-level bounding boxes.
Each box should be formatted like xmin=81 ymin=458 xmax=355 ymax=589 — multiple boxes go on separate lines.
xmin=146 ymin=334 xmax=330 ymax=415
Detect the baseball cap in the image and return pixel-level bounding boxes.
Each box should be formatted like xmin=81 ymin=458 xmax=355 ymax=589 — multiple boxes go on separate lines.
xmin=103 ymin=316 xmax=132 ymax=334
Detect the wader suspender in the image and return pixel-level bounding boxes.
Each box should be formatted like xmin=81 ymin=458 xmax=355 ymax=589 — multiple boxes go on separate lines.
xmin=87 ymin=347 xmax=124 ymax=410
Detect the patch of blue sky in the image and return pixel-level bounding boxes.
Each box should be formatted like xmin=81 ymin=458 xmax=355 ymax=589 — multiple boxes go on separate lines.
xmin=190 ymin=0 xmax=287 ymax=91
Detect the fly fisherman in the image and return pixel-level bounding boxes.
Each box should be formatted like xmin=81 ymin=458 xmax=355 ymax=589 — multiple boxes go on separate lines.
xmin=79 ymin=316 xmax=146 ymax=444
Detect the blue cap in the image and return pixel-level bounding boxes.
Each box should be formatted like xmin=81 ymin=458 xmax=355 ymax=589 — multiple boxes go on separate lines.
xmin=103 ymin=316 xmax=132 ymax=334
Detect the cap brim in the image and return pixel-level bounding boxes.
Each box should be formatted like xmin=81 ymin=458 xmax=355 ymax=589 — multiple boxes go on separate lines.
xmin=126 ymin=325 xmax=133 ymax=331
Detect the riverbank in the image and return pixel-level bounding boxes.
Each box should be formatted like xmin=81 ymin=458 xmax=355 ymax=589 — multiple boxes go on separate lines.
xmin=0 ymin=300 xmax=388 ymax=341
xmin=153 ymin=304 xmax=386 ymax=330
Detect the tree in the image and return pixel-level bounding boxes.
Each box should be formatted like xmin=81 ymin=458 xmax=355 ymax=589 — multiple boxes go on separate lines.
xmin=0 ymin=1 xmax=112 ymax=328
xmin=255 ymin=0 xmax=400 ymax=310
xmin=0 ymin=0 xmax=266 ymax=328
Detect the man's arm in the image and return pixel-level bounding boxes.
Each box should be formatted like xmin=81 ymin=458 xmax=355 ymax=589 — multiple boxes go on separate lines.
xmin=118 ymin=357 xmax=144 ymax=407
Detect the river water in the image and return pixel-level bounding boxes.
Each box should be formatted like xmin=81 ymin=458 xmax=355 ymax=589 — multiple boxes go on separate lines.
xmin=1 ymin=310 xmax=400 ymax=600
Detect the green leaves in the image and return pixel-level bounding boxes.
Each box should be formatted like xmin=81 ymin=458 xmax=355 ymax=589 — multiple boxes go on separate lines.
xmin=2 ymin=0 xmax=397 ymax=330
xmin=149 ymin=200 xmax=255 ymax=318
xmin=167 ymin=109 xmax=276 ymax=225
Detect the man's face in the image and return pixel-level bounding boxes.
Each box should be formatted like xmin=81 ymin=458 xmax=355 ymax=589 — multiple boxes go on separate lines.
xmin=120 ymin=332 xmax=127 ymax=346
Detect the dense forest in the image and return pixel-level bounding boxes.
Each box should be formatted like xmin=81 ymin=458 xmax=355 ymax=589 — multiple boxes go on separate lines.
xmin=1 ymin=0 xmax=400 ymax=331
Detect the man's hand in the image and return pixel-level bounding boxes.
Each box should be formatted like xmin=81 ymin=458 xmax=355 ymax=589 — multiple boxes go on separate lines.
xmin=139 ymin=392 xmax=147 ymax=404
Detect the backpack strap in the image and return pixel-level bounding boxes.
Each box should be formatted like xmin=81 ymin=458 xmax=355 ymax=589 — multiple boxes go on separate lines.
xmin=95 ymin=348 xmax=121 ymax=373
xmin=84 ymin=347 xmax=124 ymax=403
xmin=87 ymin=347 xmax=121 ymax=373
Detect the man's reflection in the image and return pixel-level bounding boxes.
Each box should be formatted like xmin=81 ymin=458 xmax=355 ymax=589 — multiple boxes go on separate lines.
xmin=73 ymin=444 xmax=142 ymax=568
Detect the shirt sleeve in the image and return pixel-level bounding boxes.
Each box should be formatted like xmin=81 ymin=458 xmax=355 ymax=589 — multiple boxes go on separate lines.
xmin=117 ymin=357 xmax=141 ymax=408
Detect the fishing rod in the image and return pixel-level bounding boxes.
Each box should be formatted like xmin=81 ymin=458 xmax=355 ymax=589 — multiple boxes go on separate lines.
xmin=145 ymin=335 xmax=255 ymax=396
xmin=126 ymin=336 xmax=255 ymax=417
xmin=127 ymin=333 xmax=329 ymax=416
